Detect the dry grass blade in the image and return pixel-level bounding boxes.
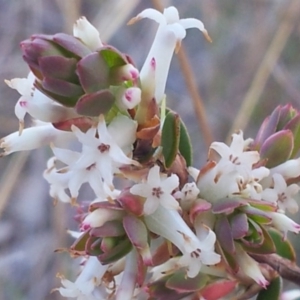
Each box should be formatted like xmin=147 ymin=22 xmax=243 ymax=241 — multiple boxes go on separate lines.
xmin=54 ymin=0 xmax=81 ymax=32
xmin=92 ymin=0 xmax=139 ymax=41
xmin=0 ymin=152 xmax=29 ymax=218
xmin=227 ymin=0 xmax=300 ymax=142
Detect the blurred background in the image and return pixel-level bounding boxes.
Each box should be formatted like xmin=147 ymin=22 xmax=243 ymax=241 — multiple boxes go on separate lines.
xmin=0 ymin=0 xmax=299 ymax=299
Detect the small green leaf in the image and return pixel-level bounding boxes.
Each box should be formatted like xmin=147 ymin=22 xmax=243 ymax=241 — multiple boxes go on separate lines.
xmin=284 ymin=114 xmax=300 ymax=158
xmin=178 ymin=117 xmax=193 ymax=166
xmin=277 ymin=104 xmax=297 ymax=130
xmin=77 ymin=52 xmax=110 ymax=93
xmin=268 ymin=228 xmax=296 ymax=261
xmin=98 ymin=238 xmax=132 ymax=264
xmin=90 ymin=220 xmax=125 ymax=237
xmin=148 ymin=276 xmax=185 ymax=300
xmin=70 ymin=230 xmax=90 ymax=253
xmin=166 ymin=269 xmax=208 ymax=293
xmin=212 ymin=197 xmax=247 ymax=214
xmin=256 ymin=277 xmax=282 ymax=300
xmin=242 ymin=223 xmax=275 ymax=254
xmin=230 ymin=213 xmax=249 ymax=239
xmin=200 ymin=280 xmax=237 ymax=300
xmin=215 ymin=215 xmax=235 ymax=254
xmin=161 ymin=111 xmax=180 ymax=168
xmin=105 ymin=103 xmax=123 ymax=124
xmin=253 ymin=106 xmax=280 ymax=150
xmin=240 ymin=205 xmax=272 ymax=224
xmin=260 ymin=130 xmax=294 ymax=168
xmin=53 ymin=33 xmax=91 ymax=58
xmin=86 ymin=236 xmax=103 ymax=256
xmin=123 ymin=215 xmax=152 ymax=265
xmin=76 ymin=89 xmax=115 ymax=116
xmin=218 ymin=245 xmax=239 ymax=273
xmin=35 ymin=78 xmax=83 ymax=107
xmin=39 ymin=56 xmax=79 ymax=83
xmin=100 ymin=46 xmax=127 ymax=68
xmin=42 ymin=77 xmax=84 ymax=98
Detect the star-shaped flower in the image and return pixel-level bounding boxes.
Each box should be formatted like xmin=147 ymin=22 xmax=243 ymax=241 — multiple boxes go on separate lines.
xmin=262 ymin=173 xmax=300 ymax=213
xmin=130 ymin=6 xmax=210 ymax=104
xmin=46 ymin=115 xmax=138 ymax=201
xmin=130 ymin=165 xmax=179 ymax=215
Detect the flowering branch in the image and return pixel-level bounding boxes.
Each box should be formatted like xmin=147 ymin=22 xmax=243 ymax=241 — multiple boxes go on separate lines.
xmin=1 ymin=4 xmax=300 ymax=300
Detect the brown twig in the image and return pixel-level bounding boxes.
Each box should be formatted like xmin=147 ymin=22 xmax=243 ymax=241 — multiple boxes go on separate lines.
xmin=251 ymin=253 xmax=300 ymax=286
xmin=151 ymin=0 xmax=214 ymax=149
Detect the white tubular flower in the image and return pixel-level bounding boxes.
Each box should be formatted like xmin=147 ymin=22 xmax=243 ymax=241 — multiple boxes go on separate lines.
xmin=81 ymin=206 xmax=124 ymax=231
xmin=174 ymin=182 xmax=200 ymax=210
xmin=73 ymin=16 xmax=103 ymax=50
xmin=270 ymin=158 xmax=300 ymax=180
xmin=130 ymin=165 xmax=179 ymax=215
xmin=6 ymin=73 xmax=77 ymax=132
xmin=115 ymin=249 xmax=138 ymax=300
xmin=193 ymin=160 xmax=240 ymax=203
xmin=144 ymin=205 xmax=220 ymax=278
xmin=56 ymin=257 xmax=108 ymax=299
xmin=261 ymin=173 xmax=300 ymax=213
xmin=43 ymin=157 xmax=73 ymax=203
xmin=48 ymin=115 xmax=137 ymax=199
xmin=210 ymin=131 xmax=259 ymax=171
xmin=71 ymin=114 xmax=138 ymax=188
xmin=0 ymin=124 xmax=74 ymax=156
xmin=130 ymin=6 xmax=210 ymax=103
xmin=269 ymin=212 xmax=300 ymax=238
xmin=235 ymin=244 xmax=268 ymax=288
xmin=116 ymin=87 xmax=141 ymax=110
xmin=112 ymin=64 xmax=140 ymax=83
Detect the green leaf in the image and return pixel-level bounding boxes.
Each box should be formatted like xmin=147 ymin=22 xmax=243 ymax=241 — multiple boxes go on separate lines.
xmin=98 ymin=238 xmax=132 ymax=264
xmin=253 ymin=106 xmax=280 ymax=150
xmin=240 ymin=205 xmax=272 ymax=224
xmin=161 ymin=111 xmax=180 ymax=168
xmin=70 ymin=230 xmax=90 ymax=253
xmin=178 ymin=117 xmax=193 ymax=166
xmin=241 ymin=223 xmax=275 ymax=255
xmin=53 ymin=33 xmax=91 ymax=58
xmin=166 ymin=269 xmax=208 ymax=293
xmin=35 ymin=78 xmax=83 ymax=107
xmin=284 ymin=114 xmax=300 ymax=158
xmin=230 ymin=213 xmax=249 ymax=239
xmin=90 ymin=220 xmax=125 ymax=237
xmin=105 ymin=103 xmax=123 ymax=124
xmin=268 ymin=228 xmax=296 ymax=261
xmin=256 ymin=277 xmax=282 ymax=300
xmin=39 ymin=56 xmax=79 ymax=83
xmin=215 ymin=215 xmax=235 ymax=254
xmin=260 ymin=130 xmax=294 ymax=168
xmin=277 ymin=104 xmax=297 ymax=130
xmin=200 ymin=280 xmax=237 ymax=300
xmin=86 ymin=236 xmax=103 ymax=256
xmin=123 ymin=215 xmax=152 ymax=265
xmin=100 ymin=46 xmax=127 ymax=68
xmin=77 ymin=52 xmax=110 ymax=93
xmin=218 ymin=245 xmax=239 ymax=273
xmin=76 ymin=89 xmax=115 ymax=116
xmin=148 ymin=276 xmax=185 ymax=300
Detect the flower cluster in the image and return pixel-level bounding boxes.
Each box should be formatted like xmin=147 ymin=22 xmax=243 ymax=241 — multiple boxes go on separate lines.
xmin=1 ymin=5 xmax=300 ymax=300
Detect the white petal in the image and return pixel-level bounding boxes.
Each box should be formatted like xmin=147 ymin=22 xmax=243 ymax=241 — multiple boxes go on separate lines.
xmin=73 ymin=17 xmax=103 ymax=50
